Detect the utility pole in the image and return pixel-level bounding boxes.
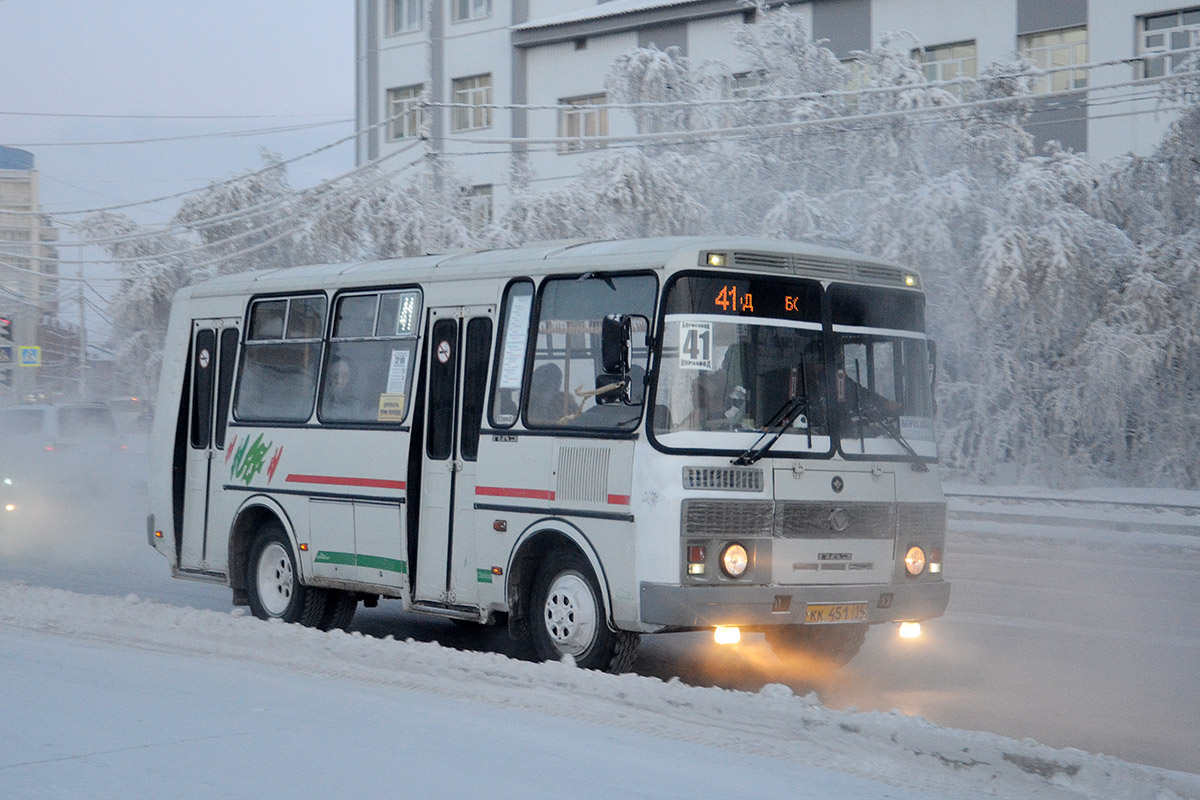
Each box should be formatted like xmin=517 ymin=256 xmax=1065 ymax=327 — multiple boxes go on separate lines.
xmin=77 ymin=261 xmax=87 ymax=400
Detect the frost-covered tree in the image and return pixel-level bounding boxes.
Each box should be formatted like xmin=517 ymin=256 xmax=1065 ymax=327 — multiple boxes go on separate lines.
xmin=91 ymin=3 xmax=1200 ymax=488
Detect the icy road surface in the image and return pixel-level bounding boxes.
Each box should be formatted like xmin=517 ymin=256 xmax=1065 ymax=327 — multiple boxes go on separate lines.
xmin=1 ymin=453 xmax=1198 ymax=797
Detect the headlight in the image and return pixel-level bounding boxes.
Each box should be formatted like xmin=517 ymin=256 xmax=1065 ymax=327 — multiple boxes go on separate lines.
xmin=720 ymin=543 xmax=749 ymax=578
xmin=904 ymin=545 xmax=926 ymax=576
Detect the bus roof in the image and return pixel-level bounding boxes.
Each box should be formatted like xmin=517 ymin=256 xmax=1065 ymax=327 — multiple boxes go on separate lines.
xmin=176 ymin=236 xmax=914 ymax=301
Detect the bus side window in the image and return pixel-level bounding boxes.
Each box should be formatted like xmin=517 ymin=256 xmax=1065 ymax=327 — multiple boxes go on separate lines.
xmin=489 ymin=280 xmax=533 ymax=428
xmin=525 ymin=273 xmax=656 ymax=430
xmin=320 ymin=289 xmax=421 ymax=425
xmin=234 ymin=295 xmax=327 ymax=423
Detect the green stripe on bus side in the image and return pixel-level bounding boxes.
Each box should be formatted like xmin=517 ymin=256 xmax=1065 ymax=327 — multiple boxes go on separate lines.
xmin=314 ymin=551 xmax=407 ymax=574
xmin=357 ymin=554 xmax=407 ymax=574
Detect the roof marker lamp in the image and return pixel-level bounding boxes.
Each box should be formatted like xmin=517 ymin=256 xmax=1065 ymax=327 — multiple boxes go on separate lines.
xmin=904 ymin=274 xmax=919 ymax=287
xmin=706 ymin=252 xmax=727 ymax=267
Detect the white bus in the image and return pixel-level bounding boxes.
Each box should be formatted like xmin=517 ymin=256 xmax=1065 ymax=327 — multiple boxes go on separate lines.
xmin=148 ymin=237 xmax=949 ymax=672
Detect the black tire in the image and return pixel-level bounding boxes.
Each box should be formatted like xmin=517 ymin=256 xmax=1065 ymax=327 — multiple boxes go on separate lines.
xmin=528 ymin=549 xmax=639 ymax=673
xmin=246 ymin=522 xmax=328 ymax=627
xmin=318 ymin=590 xmax=358 ymax=631
xmin=764 ymin=623 xmax=868 ymax=668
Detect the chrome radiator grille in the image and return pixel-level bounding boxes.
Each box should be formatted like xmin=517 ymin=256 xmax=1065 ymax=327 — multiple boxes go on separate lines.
xmin=777 ymin=502 xmax=895 ymax=539
xmin=682 ymin=500 xmax=775 ymax=538
xmin=681 ymin=500 xmax=945 ymax=540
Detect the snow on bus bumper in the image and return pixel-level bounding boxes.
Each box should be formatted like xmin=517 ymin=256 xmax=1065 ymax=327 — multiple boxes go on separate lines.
xmin=638 ymin=580 xmax=950 ymax=629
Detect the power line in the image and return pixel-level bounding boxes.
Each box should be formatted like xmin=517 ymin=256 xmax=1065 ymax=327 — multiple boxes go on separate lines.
xmin=6 ymin=118 xmax=353 ymax=148
xmin=0 ymin=109 xmax=349 ymax=120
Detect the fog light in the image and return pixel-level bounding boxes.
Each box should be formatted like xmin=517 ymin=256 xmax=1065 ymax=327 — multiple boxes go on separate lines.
xmin=904 ymin=545 xmax=926 ymax=576
xmin=4 ymin=503 xmax=14 ymax=513
xmin=929 ymin=546 xmax=942 ymax=574
xmin=898 ymin=621 xmax=921 ymax=639
xmin=714 ymin=626 xmax=741 ymax=645
xmin=720 ymin=543 xmax=749 ymax=578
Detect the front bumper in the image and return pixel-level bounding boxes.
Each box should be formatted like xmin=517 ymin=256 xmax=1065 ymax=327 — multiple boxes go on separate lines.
xmin=640 ymin=579 xmax=950 ymax=628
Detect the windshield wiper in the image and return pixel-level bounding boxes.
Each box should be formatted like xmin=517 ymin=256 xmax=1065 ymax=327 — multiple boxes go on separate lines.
xmin=849 ymin=391 xmax=929 ymax=472
xmin=732 ymin=395 xmax=808 ymax=466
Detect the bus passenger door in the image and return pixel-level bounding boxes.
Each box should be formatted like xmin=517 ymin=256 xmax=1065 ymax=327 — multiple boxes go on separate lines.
xmin=413 ymin=306 xmax=494 ymax=606
xmin=180 ymin=320 xmax=240 ymax=572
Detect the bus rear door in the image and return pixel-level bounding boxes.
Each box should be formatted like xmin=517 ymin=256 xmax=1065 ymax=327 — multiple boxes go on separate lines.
xmin=413 ymin=306 xmax=494 ymax=607
xmin=180 ymin=319 xmax=240 ymax=572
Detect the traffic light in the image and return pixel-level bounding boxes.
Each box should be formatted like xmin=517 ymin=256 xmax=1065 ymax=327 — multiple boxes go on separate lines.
xmin=0 ymin=315 xmax=12 ymax=387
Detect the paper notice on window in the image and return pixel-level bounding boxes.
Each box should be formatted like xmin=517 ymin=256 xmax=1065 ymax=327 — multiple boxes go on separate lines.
xmin=377 ymin=393 xmax=406 ymax=423
xmin=498 ymin=293 xmax=532 ymax=389
xmin=387 ymin=349 xmax=411 ymax=394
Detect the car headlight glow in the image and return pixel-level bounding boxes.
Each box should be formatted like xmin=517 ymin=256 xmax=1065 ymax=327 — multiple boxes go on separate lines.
xmin=904 ymin=545 xmax=927 ymax=576
xmin=720 ymin=543 xmax=749 ymax=578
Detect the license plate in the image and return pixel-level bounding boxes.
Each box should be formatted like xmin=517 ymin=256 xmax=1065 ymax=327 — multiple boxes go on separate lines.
xmin=804 ymin=602 xmax=868 ymax=624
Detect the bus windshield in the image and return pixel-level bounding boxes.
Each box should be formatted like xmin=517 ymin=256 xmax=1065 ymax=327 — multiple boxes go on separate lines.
xmin=830 ymin=284 xmax=936 ymax=460
xmin=652 ymin=275 xmax=936 ymax=461
xmin=652 ymin=274 xmax=832 ymax=455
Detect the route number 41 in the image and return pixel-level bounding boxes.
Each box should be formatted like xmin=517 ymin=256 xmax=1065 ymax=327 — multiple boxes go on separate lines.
xmin=679 ymin=322 xmax=713 ymax=370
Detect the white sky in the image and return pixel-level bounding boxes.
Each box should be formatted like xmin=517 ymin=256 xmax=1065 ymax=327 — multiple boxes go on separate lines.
xmin=0 ymin=0 xmax=355 ymax=223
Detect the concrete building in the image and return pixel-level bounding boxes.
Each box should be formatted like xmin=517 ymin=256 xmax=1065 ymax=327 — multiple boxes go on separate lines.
xmin=0 ymin=146 xmax=76 ymax=403
xmin=355 ymin=1 xmax=1200 ymax=217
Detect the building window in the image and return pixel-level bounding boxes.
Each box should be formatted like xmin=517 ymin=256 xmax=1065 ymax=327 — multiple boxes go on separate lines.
xmin=558 ymin=94 xmax=608 ymax=153
xmin=466 ymin=185 xmax=493 ymax=231
xmin=451 ymin=74 xmax=493 ymax=132
xmin=1141 ymin=8 xmax=1200 ymax=77
xmin=839 ymin=59 xmax=870 ymax=112
xmin=915 ymin=41 xmax=976 ymax=99
xmin=451 ymin=0 xmax=491 ymax=23
xmin=387 ymin=0 xmax=423 ymax=34
xmin=1018 ymin=27 xmax=1088 ymax=93
xmin=386 ymin=85 xmax=426 ymax=141
xmin=731 ymin=71 xmax=766 ymax=98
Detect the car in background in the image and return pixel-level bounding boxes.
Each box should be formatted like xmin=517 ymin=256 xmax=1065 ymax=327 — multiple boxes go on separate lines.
xmin=0 ymin=403 xmax=127 ymax=492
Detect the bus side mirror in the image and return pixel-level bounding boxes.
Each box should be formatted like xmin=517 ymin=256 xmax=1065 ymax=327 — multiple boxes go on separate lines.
xmin=601 ymin=314 xmax=630 ymax=376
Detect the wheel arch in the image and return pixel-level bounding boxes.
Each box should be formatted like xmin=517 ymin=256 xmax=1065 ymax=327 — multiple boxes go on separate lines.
xmin=228 ymin=495 xmax=301 ymax=605
xmin=505 ymin=519 xmax=614 ymax=630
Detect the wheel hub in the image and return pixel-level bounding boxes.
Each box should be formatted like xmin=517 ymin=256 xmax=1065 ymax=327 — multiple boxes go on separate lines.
xmin=542 ymin=571 xmax=597 ymax=657
xmin=256 ymin=541 xmax=294 ymax=617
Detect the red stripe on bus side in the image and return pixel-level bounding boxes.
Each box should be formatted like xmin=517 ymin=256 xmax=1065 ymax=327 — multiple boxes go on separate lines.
xmin=475 ymin=485 xmax=555 ymax=501
xmin=285 ymin=474 xmax=406 ymax=491
xmin=607 ymin=494 xmax=631 ymax=506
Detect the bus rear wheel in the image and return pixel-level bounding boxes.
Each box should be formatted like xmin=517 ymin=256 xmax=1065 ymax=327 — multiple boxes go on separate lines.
xmin=529 ymin=550 xmax=638 ymax=673
xmin=246 ymin=523 xmax=327 ymax=627
xmin=763 ymin=623 xmax=868 ymax=668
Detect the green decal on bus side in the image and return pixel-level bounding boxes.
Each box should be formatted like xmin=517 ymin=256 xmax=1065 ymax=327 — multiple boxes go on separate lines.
xmin=476 ymin=569 xmax=493 ymax=584
xmin=230 ymin=433 xmax=273 ymax=486
xmin=315 ymin=551 xmax=407 ymax=574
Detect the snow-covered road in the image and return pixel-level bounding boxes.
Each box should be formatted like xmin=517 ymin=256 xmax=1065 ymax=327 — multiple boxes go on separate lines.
xmin=1 ymin=465 xmax=1198 ymax=797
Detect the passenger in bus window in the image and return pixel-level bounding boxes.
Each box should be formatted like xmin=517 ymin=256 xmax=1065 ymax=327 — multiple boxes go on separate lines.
xmin=324 ymin=357 xmax=372 ymax=420
xmin=527 ymin=363 xmax=578 ymax=425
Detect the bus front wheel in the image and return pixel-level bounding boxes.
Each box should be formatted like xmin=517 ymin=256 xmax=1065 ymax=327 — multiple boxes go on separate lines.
xmin=246 ymin=523 xmax=327 ymax=627
xmin=529 ymin=550 xmax=638 ymax=673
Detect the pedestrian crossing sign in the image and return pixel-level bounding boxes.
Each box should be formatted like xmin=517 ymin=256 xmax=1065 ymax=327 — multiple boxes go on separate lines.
xmin=18 ymin=346 xmax=40 ymax=367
